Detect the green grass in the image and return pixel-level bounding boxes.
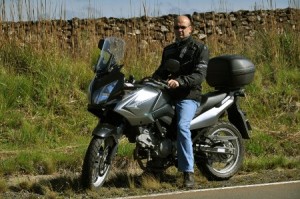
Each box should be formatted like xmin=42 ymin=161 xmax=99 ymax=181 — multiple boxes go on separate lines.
xmin=0 ymin=178 xmax=8 ymax=193
xmin=0 ymin=144 xmax=87 ymax=175
xmin=0 ymin=21 xmax=299 ymax=181
xmin=244 ymin=155 xmax=300 ymax=171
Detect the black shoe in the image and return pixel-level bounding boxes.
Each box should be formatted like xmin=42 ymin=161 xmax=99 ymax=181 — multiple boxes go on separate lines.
xmin=183 ymin=172 xmax=194 ymax=188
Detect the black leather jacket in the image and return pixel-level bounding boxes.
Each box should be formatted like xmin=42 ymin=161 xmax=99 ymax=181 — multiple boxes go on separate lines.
xmin=152 ymin=36 xmax=209 ymax=101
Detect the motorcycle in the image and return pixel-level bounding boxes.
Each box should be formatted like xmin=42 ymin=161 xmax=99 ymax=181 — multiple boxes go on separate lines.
xmin=81 ymin=37 xmax=255 ymax=189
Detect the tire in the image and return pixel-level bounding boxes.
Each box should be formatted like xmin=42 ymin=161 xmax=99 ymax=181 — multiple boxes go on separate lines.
xmin=81 ymin=137 xmax=115 ymax=189
xmin=195 ymin=122 xmax=244 ymax=181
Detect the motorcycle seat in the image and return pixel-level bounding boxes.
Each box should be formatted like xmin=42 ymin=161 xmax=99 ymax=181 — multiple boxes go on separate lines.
xmin=195 ymin=91 xmax=227 ymax=116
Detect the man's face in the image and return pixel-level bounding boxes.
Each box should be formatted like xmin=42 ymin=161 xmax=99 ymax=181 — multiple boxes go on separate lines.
xmin=174 ymin=16 xmax=192 ymax=40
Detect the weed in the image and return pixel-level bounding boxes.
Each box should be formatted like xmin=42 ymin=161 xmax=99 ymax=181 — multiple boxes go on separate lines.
xmin=0 ymin=179 xmax=8 ymax=193
xmin=141 ymin=174 xmax=161 ymax=190
xmin=243 ymin=155 xmax=300 ymax=171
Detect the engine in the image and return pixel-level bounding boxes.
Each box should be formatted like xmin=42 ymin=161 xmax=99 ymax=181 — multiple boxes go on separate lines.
xmin=136 ymin=127 xmax=175 ymax=158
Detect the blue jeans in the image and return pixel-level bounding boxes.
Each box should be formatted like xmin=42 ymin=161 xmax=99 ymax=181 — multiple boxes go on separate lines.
xmin=176 ymin=99 xmax=200 ymax=173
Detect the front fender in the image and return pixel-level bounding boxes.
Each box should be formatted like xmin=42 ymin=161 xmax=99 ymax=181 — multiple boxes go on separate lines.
xmin=91 ymin=122 xmax=124 ymax=164
xmin=92 ymin=122 xmax=123 ymax=141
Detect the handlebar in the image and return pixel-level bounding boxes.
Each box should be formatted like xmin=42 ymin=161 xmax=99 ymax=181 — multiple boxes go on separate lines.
xmin=124 ymin=77 xmax=170 ymax=90
xmin=141 ymin=77 xmax=170 ymax=90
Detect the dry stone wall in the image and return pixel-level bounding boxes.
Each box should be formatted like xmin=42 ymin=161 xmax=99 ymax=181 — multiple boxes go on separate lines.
xmin=0 ymin=8 xmax=299 ymax=49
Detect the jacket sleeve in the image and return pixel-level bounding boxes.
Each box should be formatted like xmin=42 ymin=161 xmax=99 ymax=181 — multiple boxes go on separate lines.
xmin=176 ymin=44 xmax=209 ymax=88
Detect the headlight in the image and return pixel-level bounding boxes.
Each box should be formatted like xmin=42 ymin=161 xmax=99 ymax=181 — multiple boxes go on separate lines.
xmin=92 ymin=81 xmax=118 ymax=104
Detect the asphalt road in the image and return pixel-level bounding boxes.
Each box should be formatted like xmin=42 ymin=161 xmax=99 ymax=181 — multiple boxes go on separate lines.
xmin=118 ymin=180 xmax=300 ymax=199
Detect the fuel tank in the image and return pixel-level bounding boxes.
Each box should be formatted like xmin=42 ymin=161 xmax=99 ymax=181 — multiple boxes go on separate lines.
xmin=114 ymin=86 xmax=174 ymax=126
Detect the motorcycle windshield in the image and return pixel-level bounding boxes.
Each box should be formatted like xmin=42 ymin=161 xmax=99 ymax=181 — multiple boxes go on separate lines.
xmin=95 ymin=37 xmax=125 ymax=73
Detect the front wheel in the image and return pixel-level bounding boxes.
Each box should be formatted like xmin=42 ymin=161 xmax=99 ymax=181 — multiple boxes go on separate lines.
xmin=81 ymin=137 xmax=115 ymax=189
xmin=195 ymin=122 xmax=245 ymax=181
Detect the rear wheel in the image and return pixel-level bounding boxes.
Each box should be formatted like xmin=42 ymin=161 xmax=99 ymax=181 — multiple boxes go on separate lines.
xmin=195 ymin=122 xmax=244 ymax=180
xmin=81 ymin=137 xmax=115 ymax=189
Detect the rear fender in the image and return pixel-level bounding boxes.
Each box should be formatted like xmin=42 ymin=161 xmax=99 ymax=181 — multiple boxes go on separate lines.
xmin=227 ymin=102 xmax=251 ymax=139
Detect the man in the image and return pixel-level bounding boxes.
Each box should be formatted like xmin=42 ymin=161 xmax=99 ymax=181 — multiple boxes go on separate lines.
xmin=152 ymin=15 xmax=209 ymax=188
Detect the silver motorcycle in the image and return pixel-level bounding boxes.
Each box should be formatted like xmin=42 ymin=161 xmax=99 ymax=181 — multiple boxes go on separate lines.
xmin=81 ymin=37 xmax=255 ymax=189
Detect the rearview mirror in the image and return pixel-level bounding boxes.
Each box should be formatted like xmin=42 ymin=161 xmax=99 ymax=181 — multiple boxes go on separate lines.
xmin=98 ymin=39 xmax=105 ymax=50
xmin=163 ymin=59 xmax=180 ymax=73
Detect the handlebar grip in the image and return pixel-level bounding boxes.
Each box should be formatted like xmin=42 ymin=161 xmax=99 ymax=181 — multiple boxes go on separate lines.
xmin=139 ymin=78 xmax=169 ymax=90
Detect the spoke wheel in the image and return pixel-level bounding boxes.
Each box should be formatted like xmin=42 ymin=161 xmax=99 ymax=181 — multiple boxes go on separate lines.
xmin=195 ymin=122 xmax=244 ymax=181
xmin=81 ymin=137 xmax=114 ymax=189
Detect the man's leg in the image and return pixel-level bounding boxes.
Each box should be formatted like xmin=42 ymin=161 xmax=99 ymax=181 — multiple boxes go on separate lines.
xmin=176 ymin=99 xmax=199 ymax=187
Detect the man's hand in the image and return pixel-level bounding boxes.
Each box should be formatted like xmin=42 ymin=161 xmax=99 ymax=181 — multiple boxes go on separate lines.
xmin=168 ymin=79 xmax=179 ymax=88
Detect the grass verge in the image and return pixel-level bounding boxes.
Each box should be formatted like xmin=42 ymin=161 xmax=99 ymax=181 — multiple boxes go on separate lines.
xmin=0 ymin=9 xmax=299 ymax=197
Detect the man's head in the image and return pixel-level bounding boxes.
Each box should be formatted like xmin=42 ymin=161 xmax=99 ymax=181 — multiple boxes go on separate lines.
xmin=174 ymin=15 xmax=192 ymax=41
